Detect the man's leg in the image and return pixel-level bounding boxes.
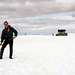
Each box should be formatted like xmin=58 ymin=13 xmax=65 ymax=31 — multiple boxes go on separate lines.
xmin=9 ymin=40 xmax=13 ymax=59
xmin=0 ymin=41 xmax=8 ymax=59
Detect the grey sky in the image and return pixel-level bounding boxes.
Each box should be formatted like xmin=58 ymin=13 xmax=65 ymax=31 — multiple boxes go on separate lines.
xmin=0 ymin=0 xmax=75 ymax=35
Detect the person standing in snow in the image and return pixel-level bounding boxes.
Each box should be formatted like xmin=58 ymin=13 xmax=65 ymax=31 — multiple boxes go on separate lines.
xmin=0 ymin=21 xmax=18 ymax=59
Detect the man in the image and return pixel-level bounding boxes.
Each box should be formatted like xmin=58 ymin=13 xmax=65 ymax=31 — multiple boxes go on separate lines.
xmin=0 ymin=21 xmax=18 ymax=59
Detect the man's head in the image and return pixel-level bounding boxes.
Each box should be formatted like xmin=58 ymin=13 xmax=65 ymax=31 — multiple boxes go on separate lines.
xmin=4 ymin=21 xmax=8 ymax=28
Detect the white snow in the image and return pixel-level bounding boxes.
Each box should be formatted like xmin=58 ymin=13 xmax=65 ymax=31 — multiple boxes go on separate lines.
xmin=0 ymin=34 xmax=75 ymax=75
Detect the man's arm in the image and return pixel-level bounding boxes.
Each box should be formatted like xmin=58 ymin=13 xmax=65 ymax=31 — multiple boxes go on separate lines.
xmin=11 ymin=27 xmax=18 ymax=37
xmin=0 ymin=30 xmax=5 ymax=45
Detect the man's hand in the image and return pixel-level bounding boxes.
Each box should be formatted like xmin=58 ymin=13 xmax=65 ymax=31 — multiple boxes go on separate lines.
xmin=0 ymin=43 xmax=2 ymax=46
xmin=12 ymin=37 xmax=16 ymax=39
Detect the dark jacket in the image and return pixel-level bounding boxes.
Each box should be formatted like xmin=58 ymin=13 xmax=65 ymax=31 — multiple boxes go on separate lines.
xmin=1 ymin=25 xmax=18 ymax=43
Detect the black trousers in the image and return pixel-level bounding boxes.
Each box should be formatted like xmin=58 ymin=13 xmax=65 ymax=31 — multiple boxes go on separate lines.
xmin=0 ymin=40 xmax=13 ymax=58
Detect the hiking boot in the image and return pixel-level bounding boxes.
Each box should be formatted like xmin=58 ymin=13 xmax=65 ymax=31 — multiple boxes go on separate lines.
xmin=9 ymin=57 xmax=13 ymax=59
xmin=0 ymin=57 xmax=2 ymax=59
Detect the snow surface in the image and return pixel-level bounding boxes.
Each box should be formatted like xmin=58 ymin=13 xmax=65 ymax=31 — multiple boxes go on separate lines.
xmin=0 ymin=34 xmax=75 ymax=75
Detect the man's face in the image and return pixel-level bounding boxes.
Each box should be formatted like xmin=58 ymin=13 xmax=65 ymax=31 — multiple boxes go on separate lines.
xmin=4 ymin=24 xmax=8 ymax=28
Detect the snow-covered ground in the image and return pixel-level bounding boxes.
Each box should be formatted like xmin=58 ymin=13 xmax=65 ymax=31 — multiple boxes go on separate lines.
xmin=0 ymin=34 xmax=75 ymax=75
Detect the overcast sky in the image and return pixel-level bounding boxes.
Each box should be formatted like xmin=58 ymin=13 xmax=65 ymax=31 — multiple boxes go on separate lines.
xmin=0 ymin=0 xmax=75 ymax=35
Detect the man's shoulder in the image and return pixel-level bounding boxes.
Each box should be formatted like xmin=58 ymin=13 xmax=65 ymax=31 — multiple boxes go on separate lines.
xmin=3 ymin=28 xmax=5 ymax=31
xmin=2 ymin=29 xmax=6 ymax=33
xmin=8 ymin=25 xmax=12 ymax=28
xmin=9 ymin=25 xmax=14 ymax=29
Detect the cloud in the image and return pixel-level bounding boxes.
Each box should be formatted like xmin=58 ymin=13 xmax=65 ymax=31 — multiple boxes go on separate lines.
xmin=0 ymin=0 xmax=74 ymax=17
xmin=0 ymin=0 xmax=75 ymax=34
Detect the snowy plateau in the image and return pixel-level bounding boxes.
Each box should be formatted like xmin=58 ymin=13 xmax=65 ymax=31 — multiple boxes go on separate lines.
xmin=0 ymin=34 xmax=75 ymax=75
